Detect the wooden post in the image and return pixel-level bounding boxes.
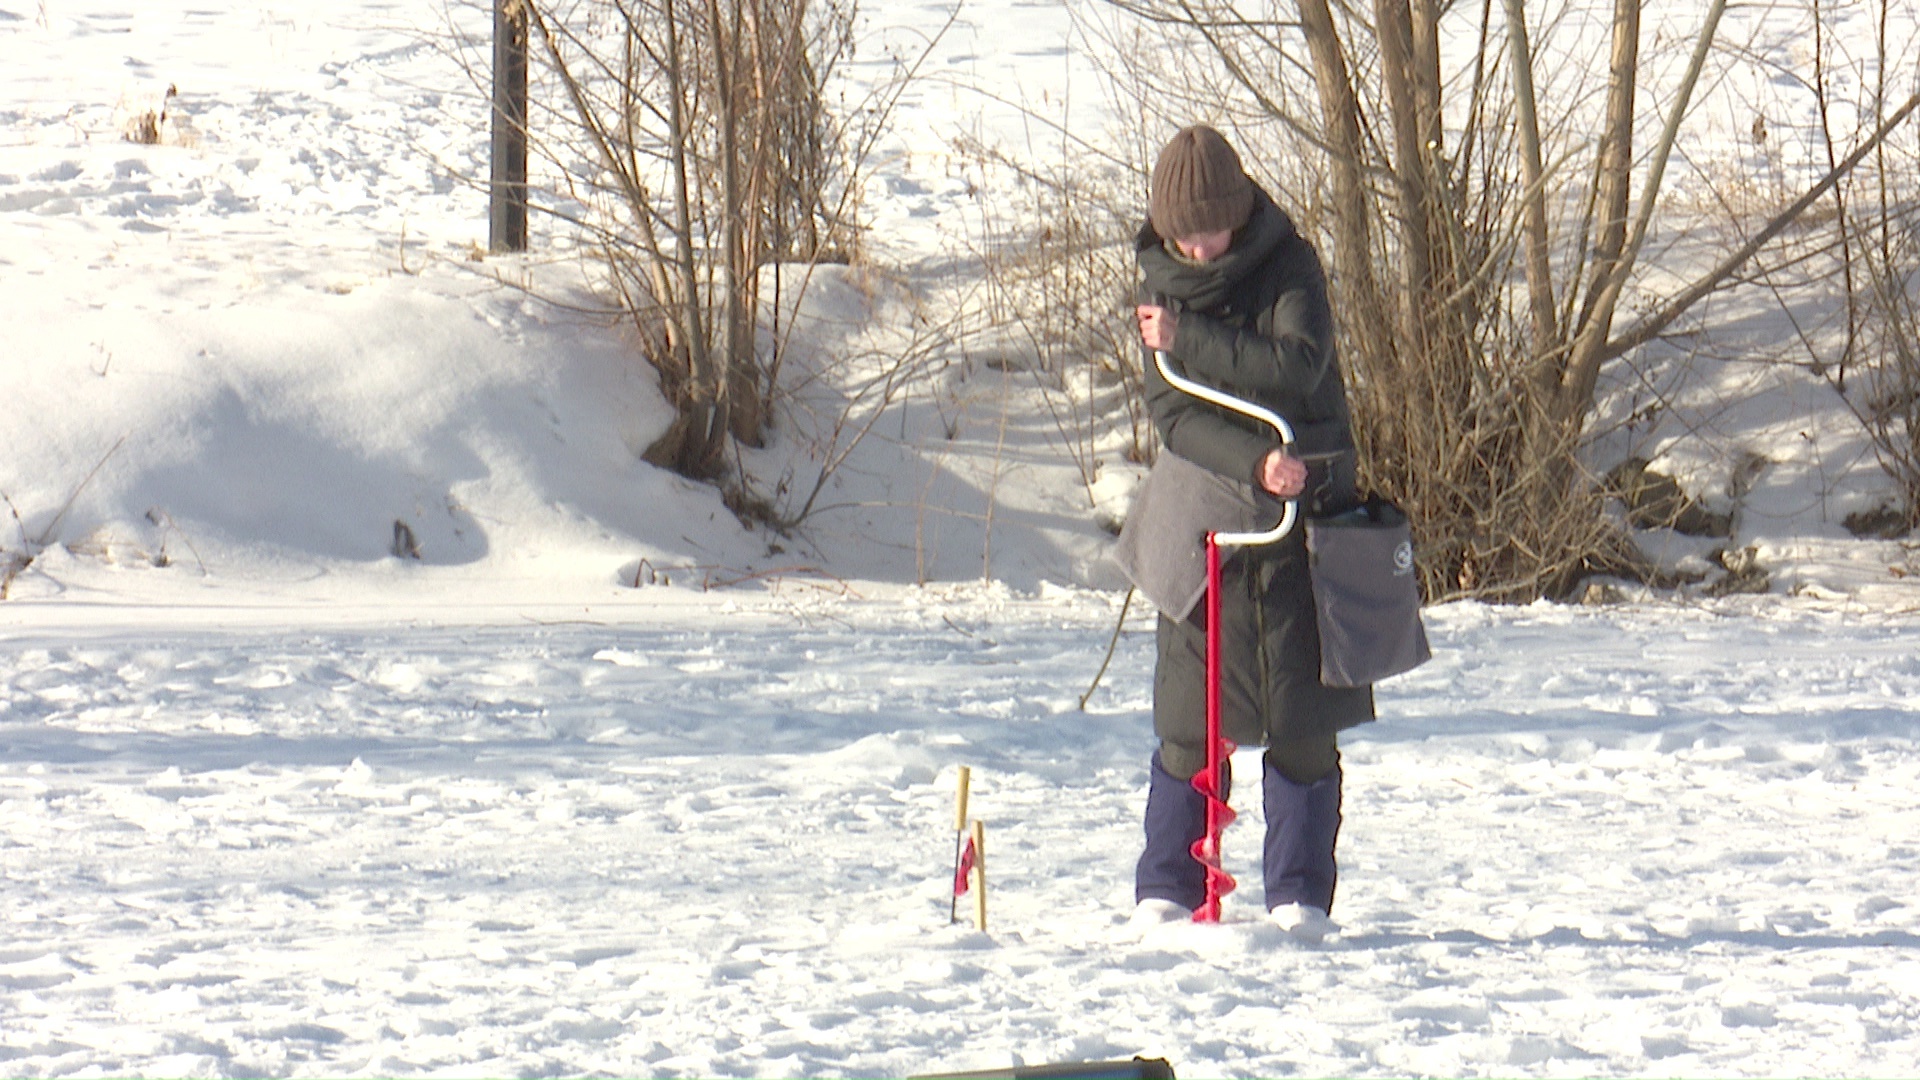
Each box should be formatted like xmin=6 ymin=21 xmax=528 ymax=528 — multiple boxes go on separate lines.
xmin=950 ymin=766 xmax=971 ymax=924
xmin=489 ymin=0 xmax=529 ymax=252
xmin=970 ymin=819 xmax=987 ymax=932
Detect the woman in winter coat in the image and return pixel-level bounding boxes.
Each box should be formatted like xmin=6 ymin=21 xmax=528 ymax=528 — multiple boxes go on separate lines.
xmin=1115 ymin=125 xmax=1373 ymax=936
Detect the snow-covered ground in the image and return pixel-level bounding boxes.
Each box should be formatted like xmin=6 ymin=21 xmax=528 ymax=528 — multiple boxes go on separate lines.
xmin=5 ymin=0 xmax=1920 ymax=1076
xmin=7 ymin=593 xmax=1920 ymax=1077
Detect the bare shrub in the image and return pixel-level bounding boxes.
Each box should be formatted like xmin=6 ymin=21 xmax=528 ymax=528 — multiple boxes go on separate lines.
xmin=1 ymin=437 xmax=126 ymax=600
xmin=517 ymin=0 xmax=866 ymax=481
xmin=1808 ymin=0 xmax=1920 ymax=535
xmin=456 ymin=0 xmax=963 ymax=541
xmin=1848 ymin=234 xmax=1920 ymax=533
xmin=954 ymin=131 xmax=1153 ymax=502
xmin=1 ymin=495 xmax=31 ymax=600
xmin=119 ymin=83 xmax=179 ymax=146
xmin=750 ymin=261 xmax=970 ymax=535
xmin=1089 ymin=0 xmax=1920 ymax=600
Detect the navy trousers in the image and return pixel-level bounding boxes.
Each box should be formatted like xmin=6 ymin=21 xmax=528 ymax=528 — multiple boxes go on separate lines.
xmin=1136 ymin=750 xmax=1342 ymax=914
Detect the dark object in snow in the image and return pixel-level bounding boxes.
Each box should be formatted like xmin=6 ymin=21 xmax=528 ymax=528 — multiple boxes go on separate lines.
xmin=1606 ymin=457 xmax=1732 ymax=537
xmin=391 ymin=519 xmax=421 ymax=560
xmin=917 ymin=1056 xmax=1177 ymax=1080
xmin=124 ymin=83 xmax=178 ymax=145
xmin=1843 ymin=503 xmax=1913 ymax=540
xmin=1705 ymin=544 xmax=1769 ymax=596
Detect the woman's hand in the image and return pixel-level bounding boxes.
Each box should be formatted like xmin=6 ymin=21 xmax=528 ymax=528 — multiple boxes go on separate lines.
xmin=1259 ymin=449 xmax=1307 ymax=498
xmin=1135 ymin=303 xmax=1177 ymax=352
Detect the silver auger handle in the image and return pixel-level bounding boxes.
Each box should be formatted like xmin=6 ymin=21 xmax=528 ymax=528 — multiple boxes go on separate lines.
xmin=1152 ymin=348 xmax=1298 ymax=546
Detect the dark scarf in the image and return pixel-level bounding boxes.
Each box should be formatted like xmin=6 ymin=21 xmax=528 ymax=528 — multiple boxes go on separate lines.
xmin=1136 ymin=186 xmax=1296 ymax=313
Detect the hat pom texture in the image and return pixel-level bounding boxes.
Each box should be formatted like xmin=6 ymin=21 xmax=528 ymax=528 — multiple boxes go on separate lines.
xmin=1150 ymin=125 xmax=1254 ymax=240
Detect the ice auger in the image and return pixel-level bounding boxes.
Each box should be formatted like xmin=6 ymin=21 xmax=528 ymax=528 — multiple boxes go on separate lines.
xmin=1152 ymin=345 xmax=1296 ymax=923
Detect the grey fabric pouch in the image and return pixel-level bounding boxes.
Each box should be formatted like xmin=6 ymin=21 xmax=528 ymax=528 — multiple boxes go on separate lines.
xmin=1304 ymin=499 xmax=1432 ymax=687
xmin=1111 ymin=451 xmax=1267 ymax=622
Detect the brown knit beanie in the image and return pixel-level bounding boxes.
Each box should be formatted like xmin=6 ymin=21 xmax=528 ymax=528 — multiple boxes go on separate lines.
xmin=1149 ymin=125 xmax=1254 ymax=239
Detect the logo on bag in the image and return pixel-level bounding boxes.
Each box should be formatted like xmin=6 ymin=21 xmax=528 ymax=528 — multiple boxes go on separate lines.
xmin=1393 ymin=540 xmax=1414 ymax=576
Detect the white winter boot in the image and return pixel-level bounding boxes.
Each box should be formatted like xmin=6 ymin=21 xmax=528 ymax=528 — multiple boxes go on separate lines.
xmin=1267 ymin=901 xmax=1337 ymax=943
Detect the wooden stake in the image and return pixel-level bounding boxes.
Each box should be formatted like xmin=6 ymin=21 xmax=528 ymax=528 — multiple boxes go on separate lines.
xmin=970 ymin=819 xmax=987 ymax=932
xmin=950 ymin=766 xmax=971 ymax=924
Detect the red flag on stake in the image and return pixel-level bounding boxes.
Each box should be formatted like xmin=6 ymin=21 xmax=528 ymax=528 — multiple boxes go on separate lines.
xmin=952 ymin=834 xmax=977 ymax=896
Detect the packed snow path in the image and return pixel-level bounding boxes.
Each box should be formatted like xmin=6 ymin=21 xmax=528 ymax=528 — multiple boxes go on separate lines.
xmin=4 ymin=590 xmax=1919 ymax=1078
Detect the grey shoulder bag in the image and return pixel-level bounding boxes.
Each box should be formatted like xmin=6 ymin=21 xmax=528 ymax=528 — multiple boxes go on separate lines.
xmin=1304 ymin=498 xmax=1432 ymax=688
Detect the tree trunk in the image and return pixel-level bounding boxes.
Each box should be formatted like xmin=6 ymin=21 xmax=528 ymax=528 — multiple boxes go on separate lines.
xmin=1575 ymin=0 xmax=1639 ymax=340
xmin=1295 ymin=0 xmax=1395 ymax=387
xmin=1374 ymin=0 xmax=1433 ymax=362
xmin=1502 ymin=0 xmax=1560 ymax=380
xmin=651 ymin=0 xmax=725 ymax=475
xmin=1559 ymin=0 xmax=1727 ymax=423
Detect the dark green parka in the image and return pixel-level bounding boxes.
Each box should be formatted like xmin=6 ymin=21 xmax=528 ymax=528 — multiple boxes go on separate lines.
xmin=1135 ymin=186 xmax=1374 ymax=754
